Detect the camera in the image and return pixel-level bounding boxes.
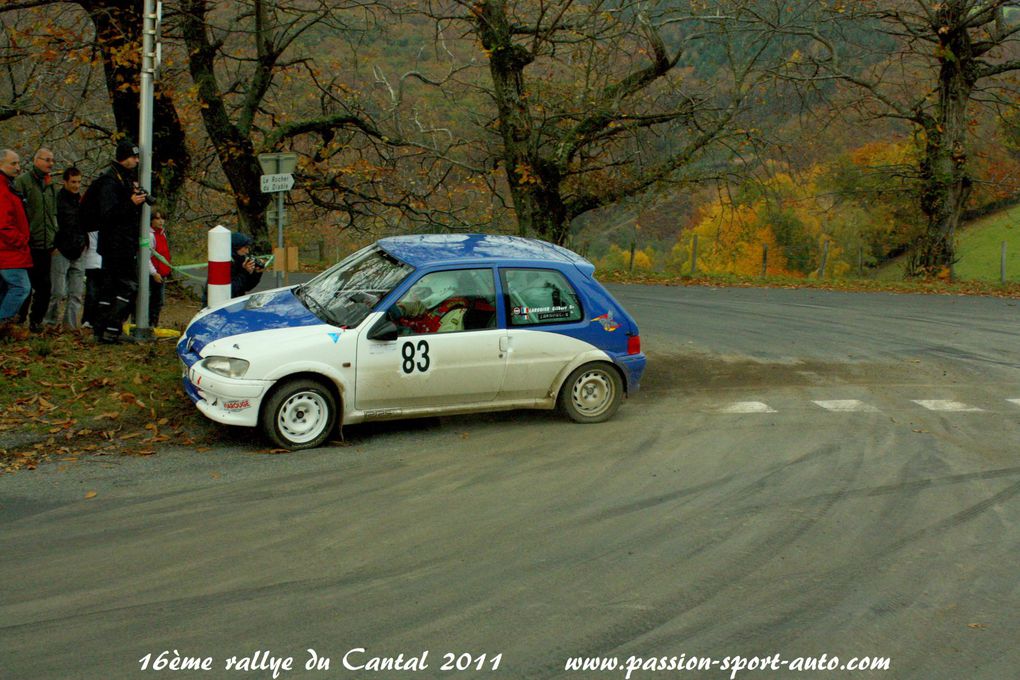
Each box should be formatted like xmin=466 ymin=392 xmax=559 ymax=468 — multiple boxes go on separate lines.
xmin=133 ymin=184 xmax=157 ymax=206
xmin=246 ymin=255 xmax=268 ymax=271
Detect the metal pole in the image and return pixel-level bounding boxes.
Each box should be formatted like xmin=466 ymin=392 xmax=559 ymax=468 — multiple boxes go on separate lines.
xmin=1002 ymin=241 xmax=1007 ymax=284
xmin=691 ymin=234 xmax=698 ymax=276
xmin=134 ymin=0 xmax=157 ymax=338
xmin=818 ymin=240 xmax=830 ymax=279
xmin=276 ymin=189 xmax=285 ymax=288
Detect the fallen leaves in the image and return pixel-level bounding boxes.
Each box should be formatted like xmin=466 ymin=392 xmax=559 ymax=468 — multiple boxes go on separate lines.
xmin=1 ymin=323 xmax=216 ymax=473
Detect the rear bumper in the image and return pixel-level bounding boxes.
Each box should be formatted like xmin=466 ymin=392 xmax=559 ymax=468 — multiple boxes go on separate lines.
xmin=615 ymin=352 xmax=646 ymax=394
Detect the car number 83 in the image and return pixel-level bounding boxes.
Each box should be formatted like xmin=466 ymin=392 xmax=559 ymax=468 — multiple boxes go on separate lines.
xmin=402 ymin=340 xmax=430 ymax=374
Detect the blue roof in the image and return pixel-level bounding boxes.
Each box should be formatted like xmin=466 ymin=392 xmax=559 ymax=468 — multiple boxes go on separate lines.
xmin=377 ymin=234 xmax=593 ymax=270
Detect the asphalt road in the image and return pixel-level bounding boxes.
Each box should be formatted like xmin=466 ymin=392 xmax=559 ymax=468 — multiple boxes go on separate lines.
xmin=2 ymin=285 xmax=1019 ymax=680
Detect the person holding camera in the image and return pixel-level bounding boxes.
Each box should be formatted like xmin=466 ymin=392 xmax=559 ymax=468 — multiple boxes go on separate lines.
xmin=85 ymin=139 xmax=148 ymax=344
xmin=230 ymin=231 xmax=264 ymax=298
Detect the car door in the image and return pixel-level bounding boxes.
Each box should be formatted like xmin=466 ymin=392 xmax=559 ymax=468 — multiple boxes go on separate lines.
xmin=498 ymin=267 xmax=590 ymax=401
xmin=354 ymin=268 xmax=508 ymax=412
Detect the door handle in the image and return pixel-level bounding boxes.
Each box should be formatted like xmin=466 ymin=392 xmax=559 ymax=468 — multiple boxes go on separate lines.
xmin=499 ymin=336 xmax=509 ymax=352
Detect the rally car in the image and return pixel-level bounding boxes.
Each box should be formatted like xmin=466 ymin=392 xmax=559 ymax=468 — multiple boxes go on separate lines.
xmin=177 ymin=234 xmax=646 ymax=450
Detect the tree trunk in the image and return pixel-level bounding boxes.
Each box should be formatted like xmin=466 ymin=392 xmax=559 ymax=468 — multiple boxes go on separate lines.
xmin=83 ymin=0 xmax=190 ymax=211
xmin=179 ymin=0 xmax=271 ymax=250
xmin=474 ymin=0 xmax=571 ymax=245
xmin=908 ymin=8 xmax=976 ymax=278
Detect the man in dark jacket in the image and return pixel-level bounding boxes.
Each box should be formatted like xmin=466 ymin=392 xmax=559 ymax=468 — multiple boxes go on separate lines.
xmin=14 ymin=147 xmax=58 ymax=332
xmin=0 ymin=149 xmax=32 ymax=340
xmin=45 ymin=167 xmax=86 ymax=328
xmin=91 ymin=140 xmax=146 ymax=344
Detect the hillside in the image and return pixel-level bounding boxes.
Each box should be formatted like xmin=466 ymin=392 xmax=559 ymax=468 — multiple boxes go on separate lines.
xmin=872 ymin=205 xmax=1020 ymax=283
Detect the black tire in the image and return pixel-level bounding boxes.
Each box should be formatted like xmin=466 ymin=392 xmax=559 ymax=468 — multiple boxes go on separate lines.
xmin=558 ymin=362 xmax=623 ymax=423
xmin=260 ymin=378 xmax=338 ymax=450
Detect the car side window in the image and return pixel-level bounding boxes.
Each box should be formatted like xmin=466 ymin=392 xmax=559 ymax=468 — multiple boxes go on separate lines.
xmin=390 ymin=268 xmax=497 ymax=335
xmin=501 ymin=268 xmax=583 ymax=326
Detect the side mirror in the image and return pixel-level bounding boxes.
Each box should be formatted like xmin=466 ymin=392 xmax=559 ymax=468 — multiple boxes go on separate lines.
xmin=367 ymin=316 xmax=399 ymax=342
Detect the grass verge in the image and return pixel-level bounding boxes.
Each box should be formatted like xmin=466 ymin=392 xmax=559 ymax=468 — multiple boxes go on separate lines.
xmin=0 ymin=289 xmax=222 ymax=473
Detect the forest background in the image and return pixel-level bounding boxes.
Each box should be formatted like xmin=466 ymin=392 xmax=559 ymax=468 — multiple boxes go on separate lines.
xmin=2 ymin=0 xmax=1020 ymax=282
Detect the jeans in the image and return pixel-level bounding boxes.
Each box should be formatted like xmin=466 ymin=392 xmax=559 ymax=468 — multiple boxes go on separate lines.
xmin=44 ymin=252 xmax=85 ymax=327
xmin=0 ymin=268 xmax=31 ymax=322
xmin=18 ymin=248 xmax=53 ymax=326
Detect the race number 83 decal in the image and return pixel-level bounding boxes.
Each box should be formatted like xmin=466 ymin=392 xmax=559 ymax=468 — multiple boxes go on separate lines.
xmin=402 ymin=340 xmax=430 ymax=374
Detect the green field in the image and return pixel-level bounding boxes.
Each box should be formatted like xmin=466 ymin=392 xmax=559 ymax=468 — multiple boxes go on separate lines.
xmin=872 ymin=205 xmax=1020 ymax=282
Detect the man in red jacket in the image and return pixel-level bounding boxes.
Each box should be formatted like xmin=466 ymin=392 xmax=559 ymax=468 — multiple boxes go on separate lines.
xmin=0 ymin=149 xmax=32 ymax=340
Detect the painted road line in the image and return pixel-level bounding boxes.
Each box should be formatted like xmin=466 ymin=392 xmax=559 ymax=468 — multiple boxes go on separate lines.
xmin=812 ymin=400 xmax=880 ymax=413
xmin=912 ymin=400 xmax=984 ymax=412
xmin=718 ymin=401 xmax=777 ymax=414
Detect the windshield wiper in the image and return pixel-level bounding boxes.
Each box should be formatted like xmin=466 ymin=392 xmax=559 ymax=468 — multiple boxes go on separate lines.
xmin=295 ymin=287 xmax=338 ymax=325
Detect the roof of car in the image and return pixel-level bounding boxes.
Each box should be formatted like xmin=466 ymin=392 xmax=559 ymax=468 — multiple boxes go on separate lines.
xmin=377 ymin=234 xmax=593 ymax=270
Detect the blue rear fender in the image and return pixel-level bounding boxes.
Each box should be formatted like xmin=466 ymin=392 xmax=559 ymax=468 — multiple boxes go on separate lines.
xmin=551 ymin=268 xmax=645 ymax=392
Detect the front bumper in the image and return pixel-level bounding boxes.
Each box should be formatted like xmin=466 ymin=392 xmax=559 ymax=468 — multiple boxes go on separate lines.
xmin=181 ymin=362 xmax=271 ymax=427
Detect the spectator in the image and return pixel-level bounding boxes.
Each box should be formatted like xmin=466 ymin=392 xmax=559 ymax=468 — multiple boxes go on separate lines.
xmin=80 ymin=211 xmax=102 ymax=329
xmin=46 ymin=167 xmax=86 ymax=328
xmin=0 ymin=149 xmax=32 ymax=341
xmin=147 ymin=208 xmax=171 ymax=327
xmin=14 ymin=147 xmax=58 ymax=332
xmin=91 ymin=140 xmax=146 ymax=344
xmin=230 ymin=232 xmax=264 ymax=298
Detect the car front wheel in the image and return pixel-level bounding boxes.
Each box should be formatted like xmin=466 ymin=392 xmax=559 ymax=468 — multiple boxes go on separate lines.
xmin=558 ymin=362 xmax=623 ymax=423
xmin=261 ymin=378 xmax=338 ymax=450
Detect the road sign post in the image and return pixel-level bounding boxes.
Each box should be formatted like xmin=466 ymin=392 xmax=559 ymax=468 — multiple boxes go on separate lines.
xmin=133 ymin=0 xmax=163 ymax=339
xmin=257 ymin=153 xmax=297 ymax=287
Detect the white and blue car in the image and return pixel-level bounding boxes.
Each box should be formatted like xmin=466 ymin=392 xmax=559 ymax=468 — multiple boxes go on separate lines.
xmin=177 ymin=234 xmax=646 ymax=450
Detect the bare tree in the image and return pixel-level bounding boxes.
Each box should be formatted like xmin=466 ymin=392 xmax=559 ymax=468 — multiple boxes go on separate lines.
xmin=420 ymin=0 xmax=778 ymax=245
xmin=0 ymin=1 xmax=191 ymax=207
xmin=773 ymin=0 xmax=1020 ymax=277
xmin=177 ymin=0 xmax=470 ymax=249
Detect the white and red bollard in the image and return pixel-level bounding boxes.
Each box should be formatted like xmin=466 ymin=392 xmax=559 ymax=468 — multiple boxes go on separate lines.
xmin=207 ymin=225 xmax=232 ymax=308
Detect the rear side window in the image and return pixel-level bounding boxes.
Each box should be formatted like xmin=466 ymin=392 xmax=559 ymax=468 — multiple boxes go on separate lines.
xmin=501 ymin=268 xmax=583 ymax=326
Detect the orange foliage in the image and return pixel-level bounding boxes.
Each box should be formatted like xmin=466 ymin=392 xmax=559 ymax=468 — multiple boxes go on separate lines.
xmin=689 ymin=201 xmax=793 ymax=276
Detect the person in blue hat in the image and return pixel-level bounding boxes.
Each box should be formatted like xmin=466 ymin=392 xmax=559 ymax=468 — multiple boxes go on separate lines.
xmin=230 ymin=231 xmax=264 ymax=298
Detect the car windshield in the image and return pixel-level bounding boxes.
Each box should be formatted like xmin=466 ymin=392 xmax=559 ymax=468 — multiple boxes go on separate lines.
xmin=294 ymin=246 xmax=412 ymax=327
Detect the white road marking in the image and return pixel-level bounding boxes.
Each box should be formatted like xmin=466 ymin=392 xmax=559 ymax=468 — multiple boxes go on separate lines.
xmin=812 ymin=400 xmax=879 ymax=412
xmin=719 ymin=401 xmax=777 ymax=414
xmin=912 ymin=400 xmax=984 ymax=412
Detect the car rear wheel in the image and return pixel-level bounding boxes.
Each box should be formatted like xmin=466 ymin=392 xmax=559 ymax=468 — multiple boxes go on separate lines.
xmin=261 ymin=378 xmax=337 ymax=450
xmin=558 ymin=362 xmax=623 ymax=423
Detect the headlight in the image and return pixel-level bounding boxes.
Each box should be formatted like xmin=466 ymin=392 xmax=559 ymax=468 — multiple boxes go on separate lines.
xmin=202 ymin=356 xmax=250 ymax=378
